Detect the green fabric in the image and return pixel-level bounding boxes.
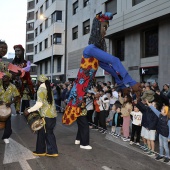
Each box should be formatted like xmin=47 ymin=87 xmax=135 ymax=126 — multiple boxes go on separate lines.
xmin=0 ymin=83 xmax=19 ymax=103
xmin=22 ymin=87 xmax=31 ymax=100
xmin=0 ymin=61 xmax=9 ymax=72
xmin=37 ymin=86 xmax=57 ymax=118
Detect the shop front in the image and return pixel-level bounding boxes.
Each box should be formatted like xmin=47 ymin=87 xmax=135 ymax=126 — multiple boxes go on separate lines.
xmin=140 ymin=66 xmax=158 ymax=83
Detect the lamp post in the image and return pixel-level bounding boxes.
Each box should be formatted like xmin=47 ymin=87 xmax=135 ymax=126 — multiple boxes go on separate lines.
xmin=40 ymin=14 xmax=54 ymax=83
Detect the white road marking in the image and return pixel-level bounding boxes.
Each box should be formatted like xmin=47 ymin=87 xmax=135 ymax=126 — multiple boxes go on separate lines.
xmin=3 ymin=138 xmax=38 ymax=170
xmin=102 ymin=166 xmax=113 ymax=170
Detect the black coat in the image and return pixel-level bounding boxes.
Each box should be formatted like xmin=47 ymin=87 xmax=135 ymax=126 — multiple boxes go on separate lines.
xmin=157 ymin=115 xmax=169 ymax=137
xmin=136 ymin=101 xmax=158 ymax=130
xmin=112 ymin=112 xmax=123 ymax=127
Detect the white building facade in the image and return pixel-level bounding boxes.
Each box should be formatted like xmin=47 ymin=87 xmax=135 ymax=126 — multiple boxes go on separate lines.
xmin=32 ymin=0 xmax=66 ymax=82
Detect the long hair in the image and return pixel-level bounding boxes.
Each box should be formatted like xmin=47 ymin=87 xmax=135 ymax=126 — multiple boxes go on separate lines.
xmin=45 ymin=80 xmax=53 ymax=105
xmin=88 ymin=17 xmax=107 ymax=51
xmin=123 ymin=94 xmax=132 ymax=107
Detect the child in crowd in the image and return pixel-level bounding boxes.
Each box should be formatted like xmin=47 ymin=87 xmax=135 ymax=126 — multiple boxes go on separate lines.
xmin=92 ymin=92 xmax=100 ymax=130
xmin=130 ymin=105 xmax=142 ymax=145
xmin=146 ymin=100 xmax=170 ymax=163
xmin=106 ymin=104 xmax=116 ymax=127
xmin=111 ymin=103 xmax=123 ymax=137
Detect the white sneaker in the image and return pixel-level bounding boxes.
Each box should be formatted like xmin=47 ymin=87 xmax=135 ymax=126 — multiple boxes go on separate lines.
xmin=12 ymin=113 xmax=17 ymax=116
xmin=75 ymin=140 xmax=80 ymax=145
xmin=4 ymin=139 xmax=9 ymax=144
xmin=129 ymin=141 xmax=134 ymax=145
xmin=80 ymin=145 xmax=92 ymax=150
xmin=136 ymin=142 xmax=140 ymax=146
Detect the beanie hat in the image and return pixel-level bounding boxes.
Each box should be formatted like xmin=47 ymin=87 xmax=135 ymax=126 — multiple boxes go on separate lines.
xmin=164 ymin=84 xmax=169 ymax=88
xmin=38 ymin=74 xmax=48 ymax=83
xmin=13 ymin=44 xmax=25 ymax=51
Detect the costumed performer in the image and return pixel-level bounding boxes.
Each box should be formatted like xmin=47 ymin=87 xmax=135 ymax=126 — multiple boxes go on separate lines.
xmin=62 ymin=12 xmax=141 ymax=150
xmin=13 ymin=44 xmax=34 ymax=114
xmin=0 ymin=72 xmax=20 ymax=144
xmin=24 ymin=74 xmax=58 ymax=157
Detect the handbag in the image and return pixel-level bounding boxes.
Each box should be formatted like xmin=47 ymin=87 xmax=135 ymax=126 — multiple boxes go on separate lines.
xmin=80 ymin=102 xmax=87 ymax=116
xmin=80 ymin=108 xmax=87 ymax=116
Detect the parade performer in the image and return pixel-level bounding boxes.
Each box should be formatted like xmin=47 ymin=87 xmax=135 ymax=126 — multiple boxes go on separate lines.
xmin=24 ymin=75 xmax=58 ymax=157
xmin=0 ymin=72 xmax=20 ymax=143
xmin=62 ymin=12 xmax=141 ymax=149
xmin=12 ymin=44 xmax=34 ymax=114
xmin=0 ymin=40 xmax=25 ymax=79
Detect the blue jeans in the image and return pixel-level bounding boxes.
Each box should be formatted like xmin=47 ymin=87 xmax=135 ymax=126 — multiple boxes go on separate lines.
xmin=115 ymin=127 xmax=121 ymax=135
xmin=159 ymin=134 xmax=170 ymax=158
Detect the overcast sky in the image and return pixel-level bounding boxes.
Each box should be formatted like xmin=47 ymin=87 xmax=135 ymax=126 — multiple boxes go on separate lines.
xmin=0 ymin=0 xmax=27 ymax=57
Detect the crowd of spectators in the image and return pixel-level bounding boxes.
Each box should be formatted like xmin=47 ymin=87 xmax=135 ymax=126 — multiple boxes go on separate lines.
xmin=49 ymin=80 xmax=170 ymax=163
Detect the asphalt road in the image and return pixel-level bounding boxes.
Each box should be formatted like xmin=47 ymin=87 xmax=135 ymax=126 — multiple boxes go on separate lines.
xmin=0 ymin=101 xmax=169 ymax=170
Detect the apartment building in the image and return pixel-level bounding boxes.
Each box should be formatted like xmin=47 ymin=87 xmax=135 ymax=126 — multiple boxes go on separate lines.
xmin=26 ymin=0 xmax=37 ymax=83
xmin=26 ymin=0 xmax=66 ymax=83
xmin=66 ymin=0 xmax=170 ymax=87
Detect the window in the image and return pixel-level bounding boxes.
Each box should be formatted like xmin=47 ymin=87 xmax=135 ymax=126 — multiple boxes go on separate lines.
xmin=35 ymin=28 xmax=38 ymax=37
xmin=53 ymin=33 xmax=62 ymax=44
xmin=27 ymin=33 xmax=34 ymax=40
xmin=36 ymin=0 xmax=39 ymax=4
xmin=51 ymin=35 xmax=53 ymax=45
xmin=40 ymin=63 xmax=42 ymax=74
xmin=39 ymin=42 xmax=42 ymax=52
xmin=105 ymin=0 xmax=117 ymax=15
xmin=56 ymin=11 xmax=62 ymax=21
xmin=40 ymin=5 xmax=43 ymax=15
xmin=115 ymin=38 xmax=125 ymax=61
xmin=132 ymin=0 xmax=145 ymax=6
xmin=45 ymin=0 xmax=49 ymax=10
xmin=73 ymin=1 xmax=78 ymax=15
xmin=83 ymin=19 xmax=90 ymax=35
xmin=40 ymin=24 xmax=42 ymax=33
xmin=45 ymin=38 xmax=48 ymax=49
xmin=27 ymin=55 xmax=33 ymax=61
xmin=31 ymin=67 xmax=36 ymax=72
xmin=28 ymin=1 xmax=34 ymax=9
xmin=143 ymin=28 xmax=158 ymax=58
xmin=84 ymin=0 xmax=89 ymax=7
xmin=27 ymin=11 xmax=34 ymax=19
xmin=45 ymin=18 xmax=48 ymax=29
xmin=35 ymin=11 xmax=38 ymax=20
xmin=52 ymin=0 xmax=55 ymax=3
xmin=72 ymin=26 xmax=78 ymax=40
xmin=35 ymin=45 xmax=37 ymax=54
xmin=57 ymin=57 xmax=61 ymax=72
xmin=27 ymin=22 xmax=34 ymax=29
xmin=45 ymin=61 xmax=48 ymax=74
xmin=27 ymin=44 xmax=33 ymax=51
xmin=51 ymin=12 xmax=56 ymax=24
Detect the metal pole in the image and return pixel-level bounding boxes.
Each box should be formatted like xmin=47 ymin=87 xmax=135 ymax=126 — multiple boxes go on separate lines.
xmin=51 ymin=22 xmax=54 ymax=83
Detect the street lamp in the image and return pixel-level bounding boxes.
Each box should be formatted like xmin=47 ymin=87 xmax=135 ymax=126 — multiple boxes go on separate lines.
xmin=40 ymin=14 xmax=54 ymax=83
